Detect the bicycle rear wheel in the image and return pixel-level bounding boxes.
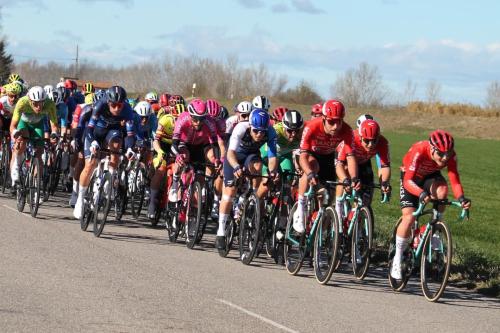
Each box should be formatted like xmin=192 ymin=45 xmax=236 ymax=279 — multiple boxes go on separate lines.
xmin=420 ymin=221 xmax=452 ymax=302
xmin=130 ymin=165 xmax=146 ymax=219
xmin=28 ymin=158 xmax=42 ymax=218
xmin=186 ymin=181 xmax=203 ymax=249
xmin=49 ymin=150 xmax=62 ymax=194
xmin=388 ymin=217 xmax=413 ymax=291
xmin=284 ymin=203 xmax=306 ymax=275
xmin=351 ymin=206 xmax=374 ymax=280
xmin=239 ymin=193 xmax=261 ymax=265
xmin=80 ymin=176 xmax=95 ymax=231
xmin=93 ymin=172 xmax=112 ymax=237
xmin=16 ymin=161 xmax=27 ymax=213
xmin=114 ymin=168 xmax=127 ymax=221
xmin=1 ymin=141 xmax=10 ymax=193
xmin=218 ymin=214 xmax=236 ymax=258
xmin=314 ymin=207 xmax=340 ymax=284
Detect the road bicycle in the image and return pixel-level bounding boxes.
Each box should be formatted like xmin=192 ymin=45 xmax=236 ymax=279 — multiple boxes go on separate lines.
xmin=16 ymin=140 xmax=42 ymax=218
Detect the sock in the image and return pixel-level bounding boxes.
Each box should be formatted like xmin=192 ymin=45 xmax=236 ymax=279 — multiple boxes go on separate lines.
xmin=217 ymin=213 xmax=229 ymax=236
xmin=76 ymin=186 xmax=88 ymax=203
xmin=73 ymin=179 xmax=79 ymax=193
xmin=394 ymin=236 xmax=409 ymax=265
xmin=296 ymin=195 xmax=306 ymax=217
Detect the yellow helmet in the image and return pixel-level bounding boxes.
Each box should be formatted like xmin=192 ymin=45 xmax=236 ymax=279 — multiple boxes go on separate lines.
xmin=5 ymin=82 xmax=23 ymax=95
xmin=83 ymin=82 xmax=94 ymax=95
xmin=8 ymin=73 xmax=21 ymax=83
xmin=172 ymin=103 xmax=185 ymax=117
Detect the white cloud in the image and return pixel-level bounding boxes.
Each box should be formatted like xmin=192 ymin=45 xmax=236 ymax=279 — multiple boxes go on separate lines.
xmin=290 ymin=0 xmax=324 ymax=14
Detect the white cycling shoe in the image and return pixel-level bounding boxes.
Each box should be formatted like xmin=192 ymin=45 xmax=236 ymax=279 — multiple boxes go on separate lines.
xmin=390 ymin=260 xmax=402 ymax=280
xmin=73 ymin=196 xmax=84 ymax=220
xmin=292 ymin=210 xmax=305 ymax=234
xmin=168 ymin=187 xmax=179 ymax=202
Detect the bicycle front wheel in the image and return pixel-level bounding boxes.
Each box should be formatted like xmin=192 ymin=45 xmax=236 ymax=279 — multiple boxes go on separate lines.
xmin=93 ymin=172 xmax=112 ymax=237
xmin=420 ymin=221 xmax=452 ymax=302
xmin=130 ymin=166 xmax=146 ymax=219
xmin=29 ymin=158 xmax=41 ymax=218
xmin=80 ymin=176 xmax=95 ymax=231
xmin=1 ymin=141 xmax=10 ymax=193
xmin=313 ymin=207 xmax=340 ymax=284
xmin=284 ymin=203 xmax=306 ymax=275
xmin=351 ymin=206 xmax=374 ymax=280
xmin=239 ymin=194 xmax=261 ymax=265
xmin=16 ymin=162 xmax=27 ymax=213
xmin=186 ymin=181 xmax=203 ymax=249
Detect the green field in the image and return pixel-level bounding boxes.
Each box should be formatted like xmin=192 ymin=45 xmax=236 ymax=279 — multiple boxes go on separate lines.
xmin=371 ymin=131 xmax=499 ymax=293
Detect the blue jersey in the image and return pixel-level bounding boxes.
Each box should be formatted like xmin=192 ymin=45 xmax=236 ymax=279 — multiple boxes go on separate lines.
xmin=228 ymin=122 xmax=277 ymax=158
xmin=56 ymin=102 xmax=68 ymax=128
xmin=66 ymin=96 xmax=77 ymax=124
xmin=134 ymin=113 xmax=158 ymax=141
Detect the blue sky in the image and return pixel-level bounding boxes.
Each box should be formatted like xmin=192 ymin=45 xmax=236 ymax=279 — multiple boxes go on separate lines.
xmin=1 ymin=0 xmax=500 ymax=104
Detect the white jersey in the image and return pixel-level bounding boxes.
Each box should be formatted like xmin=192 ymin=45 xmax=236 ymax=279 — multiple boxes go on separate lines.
xmin=225 ymin=115 xmax=239 ymax=136
xmin=0 ymin=95 xmax=15 ymax=119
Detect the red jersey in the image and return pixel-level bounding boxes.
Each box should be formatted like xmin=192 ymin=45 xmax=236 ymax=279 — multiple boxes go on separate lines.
xmin=337 ymin=131 xmax=390 ymax=166
xmin=400 ymin=141 xmax=463 ymax=198
xmin=300 ymin=117 xmax=353 ymax=155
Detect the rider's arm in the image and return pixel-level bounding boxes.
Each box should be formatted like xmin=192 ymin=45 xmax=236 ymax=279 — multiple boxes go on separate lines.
xmin=377 ymin=136 xmax=391 ymax=183
xmin=446 ymin=154 xmax=464 ymax=199
xmin=298 ymin=124 xmax=315 ymax=176
xmin=266 ymin=127 xmax=278 ymax=173
xmin=403 ymin=151 xmax=425 ymax=197
xmin=227 ymin=123 xmax=247 ymax=168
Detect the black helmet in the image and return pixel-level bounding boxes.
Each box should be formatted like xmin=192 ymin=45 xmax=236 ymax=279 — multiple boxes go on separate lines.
xmin=106 ymin=85 xmax=127 ymax=103
xmin=282 ymin=110 xmax=304 ymax=130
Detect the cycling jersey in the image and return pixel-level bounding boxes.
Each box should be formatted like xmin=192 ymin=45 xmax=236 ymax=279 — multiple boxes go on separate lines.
xmin=134 ymin=113 xmax=158 ymax=141
xmin=272 ymin=122 xmax=301 ymax=156
xmin=337 ymin=131 xmax=390 ymax=166
xmin=0 ymin=95 xmax=16 ymax=119
xmin=225 ymin=115 xmax=242 ymax=136
xmin=155 ymin=113 xmax=175 ymax=145
xmin=172 ymin=112 xmax=217 ymax=147
xmin=12 ymin=96 xmax=57 ymax=125
xmin=213 ymin=117 xmax=226 ymax=141
xmin=66 ymin=96 xmax=78 ymax=124
xmin=56 ymin=102 xmax=69 ymax=128
xmin=400 ymin=140 xmax=463 ymax=198
xmin=299 ymin=117 xmax=353 ymax=155
xmin=228 ymin=122 xmax=277 ymax=158
xmin=71 ymin=103 xmax=90 ymax=129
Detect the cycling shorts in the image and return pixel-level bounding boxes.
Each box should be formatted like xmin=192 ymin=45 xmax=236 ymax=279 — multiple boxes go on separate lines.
xmin=399 ymin=171 xmax=446 ymax=209
xmin=0 ymin=115 xmax=11 ymax=132
xmin=223 ymin=152 xmax=261 ymax=187
xmin=17 ymin=118 xmax=45 ymax=147
xmin=311 ymin=152 xmax=336 ymax=182
xmin=84 ymin=127 xmax=122 ymax=158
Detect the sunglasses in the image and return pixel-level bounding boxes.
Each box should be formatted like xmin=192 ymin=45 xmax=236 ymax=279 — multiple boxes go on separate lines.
xmin=252 ymin=128 xmax=266 ymax=134
xmin=240 ymin=113 xmax=249 ymax=119
xmin=109 ymin=102 xmax=124 ymax=108
xmin=324 ymin=118 xmax=341 ymax=126
xmin=7 ymin=94 xmax=17 ymax=99
xmin=286 ymin=129 xmax=298 ymax=135
xmin=433 ymin=148 xmax=451 ymax=158
xmin=31 ymin=100 xmax=44 ymax=107
xmin=362 ymin=138 xmax=378 ymax=145
xmin=191 ymin=116 xmax=205 ymax=122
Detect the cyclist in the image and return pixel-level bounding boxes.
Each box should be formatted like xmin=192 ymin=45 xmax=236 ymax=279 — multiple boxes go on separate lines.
xmin=82 ymin=82 xmax=95 ymax=96
xmin=0 ymin=82 xmax=23 ymax=133
xmin=8 ymin=73 xmax=22 ymax=84
xmin=390 ymin=130 xmax=471 ymax=280
xmin=292 ymin=99 xmax=359 ymax=234
xmin=219 ymin=105 xmax=229 ymax=120
xmin=73 ymin=86 xmax=137 ymax=219
xmin=133 ymin=101 xmax=157 ymax=171
xmin=311 ymin=103 xmax=322 ymax=119
xmin=216 ymin=109 xmax=278 ymax=250
xmin=335 ymin=118 xmax=391 ymax=220
xmin=145 ymin=91 xmax=161 ymax=114
xmin=10 ymin=86 xmax=58 ymax=189
xmin=252 ymin=95 xmax=271 ymax=112
xmin=43 ymin=85 xmax=54 ymax=97
xmin=127 ymin=97 xmax=139 ymax=109
xmin=226 ymin=101 xmax=252 ymax=136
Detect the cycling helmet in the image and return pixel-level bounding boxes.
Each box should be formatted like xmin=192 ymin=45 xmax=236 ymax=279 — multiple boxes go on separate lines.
xmin=169 ymin=94 xmax=185 ymax=107
xmin=5 ymin=82 xmax=23 ymax=95
xmin=252 ymin=95 xmax=271 ymax=111
xmin=429 ymin=130 xmax=454 ymax=153
xmin=173 ymin=103 xmax=185 ymax=117
xmin=134 ymin=101 xmax=152 ymax=117
xmin=206 ymin=99 xmax=221 ymax=118
xmin=64 ymin=79 xmax=77 ymax=91
xmin=145 ymin=91 xmax=158 ymax=103
xmin=56 ymin=82 xmax=65 ymax=89
xmin=219 ymin=105 xmax=229 ymax=120
xmin=359 ymin=119 xmax=380 ymax=139
xmin=8 ymin=73 xmax=21 ymax=83
xmin=250 ymin=109 xmax=270 ymax=130
xmin=27 ymin=86 xmax=47 ymax=102
xmin=322 ymin=99 xmax=345 ymax=119
xmin=282 ymin=110 xmax=304 ymax=130
xmin=159 ymin=93 xmax=170 ymax=107
xmin=356 ymin=114 xmax=374 ymax=128
xmin=273 ymin=106 xmax=288 ymax=122
xmin=48 ymin=90 xmax=63 ymax=104
xmin=56 ymin=86 xmax=70 ymax=102
xmin=236 ymin=101 xmax=252 ymax=114
xmin=127 ymin=98 xmax=138 ymax=108
xmin=43 ymin=85 xmax=54 ymax=96
xmin=187 ymin=98 xmax=207 ymax=118
xmin=83 ymin=82 xmax=95 ymax=94
xmin=311 ymin=103 xmax=323 ymax=116
xmin=95 ymin=90 xmax=106 ymax=102
xmin=106 ymin=86 xmax=127 ymax=103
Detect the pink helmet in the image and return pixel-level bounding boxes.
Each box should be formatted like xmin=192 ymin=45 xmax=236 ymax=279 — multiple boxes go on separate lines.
xmin=187 ymin=98 xmax=207 ymax=118
xmin=206 ymin=99 xmax=221 ymax=118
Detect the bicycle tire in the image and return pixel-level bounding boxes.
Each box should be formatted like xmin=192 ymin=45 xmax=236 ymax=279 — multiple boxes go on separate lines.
xmin=218 ymin=214 xmax=237 ymax=258
xmin=1 ymin=141 xmax=10 ymax=193
xmin=239 ymin=193 xmax=261 ymax=265
xmin=130 ymin=166 xmax=146 ymax=219
xmin=41 ymin=151 xmax=51 ymax=202
xmin=93 ymin=171 xmax=112 ymax=237
xmin=351 ymin=206 xmax=374 ymax=280
xmin=16 ymin=160 xmax=27 ymax=213
xmin=186 ymin=181 xmax=203 ymax=249
xmin=420 ymin=221 xmax=452 ymax=302
xmin=114 ymin=168 xmax=127 ymax=221
xmin=313 ymin=207 xmax=340 ymax=284
xmin=28 ymin=158 xmax=41 ymax=218
xmin=388 ymin=217 xmax=413 ymax=291
xmin=49 ymin=150 xmax=62 ymax=195
xmin=80 ymin=176 xmax=95 ymax=231
xmin=284 ymin=203 xmax=306 ymax=275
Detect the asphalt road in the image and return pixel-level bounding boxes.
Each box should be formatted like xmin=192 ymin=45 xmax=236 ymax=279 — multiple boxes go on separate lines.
xmin=0 ymin=191 xmax=498 ymax=332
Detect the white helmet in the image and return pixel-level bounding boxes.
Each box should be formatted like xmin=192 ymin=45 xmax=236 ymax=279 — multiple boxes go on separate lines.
xmin=134 ymin=101 xmax=152 ymax=117
xmin=27 ymin=86 xmax=47 ymax=102
xmin=145 ymin=91 xmax=158 ymax=102
xmin=236 ymin=101 xmax=252 ymax=114
xmin=56 ymin=82 xmax=65 ymax=89
xmin=43 ymin=85 xmax=54 ymax=96
xmin=252 ymin=95 xmax=271 ymax=111
xmin=356 ymin=114 xmax=374 ymax=128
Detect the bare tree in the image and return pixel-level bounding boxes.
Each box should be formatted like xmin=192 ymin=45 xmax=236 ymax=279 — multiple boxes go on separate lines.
xmin=426 ymin=79 xmax=441 ymax=104
xmin=486 ymin=81 xmax=500 ymax=109
xmin=403 ymin=79 xmax=417 ymax=105
xmin=331 ymin=62 xmax=388 ymax=108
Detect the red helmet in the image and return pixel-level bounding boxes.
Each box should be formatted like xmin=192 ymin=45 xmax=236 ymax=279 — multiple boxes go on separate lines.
xmin=64 ymin=79 xmax=77 ymax=90
xmin=322 ymin=99 xmax=345 ymax=119
xmin=359 ymin=119 xmax=380 ymax=140
xmin=429 ymin=130 xmax=454 ymax=153
xmin=206 ymin=99 xmax=221 ymax=118
xmin=272 ymin=106 xmax=288 ymax=122
xmin=160 ymin=93 xmax=170 ymax=107
xmin=311 ymin=103 xmax=322 ymax=116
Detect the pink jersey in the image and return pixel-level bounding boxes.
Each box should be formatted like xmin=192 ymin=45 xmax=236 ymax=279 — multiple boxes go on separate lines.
xmin=213 ymin=117 xmax=226 ymax=141
xmin=173 ymin=112 xmax=217 ymax=146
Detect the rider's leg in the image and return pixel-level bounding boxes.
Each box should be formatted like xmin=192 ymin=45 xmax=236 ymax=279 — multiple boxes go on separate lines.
xmin=148 ymin=163 xmax=167 ymax=218
xmin=10 ymin=130 xmax=28 ymax=186
xmin=293 ymin=155 xmax=319 ymax=232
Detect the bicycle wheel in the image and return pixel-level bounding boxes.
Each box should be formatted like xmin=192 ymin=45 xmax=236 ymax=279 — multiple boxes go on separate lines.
xmin=388 ymin=217 xmax=413 ymax=291
xmin=420 ymin=221 xmax=452 ymax=302
xmin=239 ymin=193 xmax=261 ymax=265
xmin=49 ymin=150 xmax=62 ymax=194
xmin=16 ymin=161 xmax=27 ymax=213
xmin=264 ymin=201 xmax=278 ymax=259
xmin=284 ymin=203 xmax=306 ymax=275
xmin=165 ymin=202 xmax=180 ymax=242
xmin=313 ymin=207 xmax=340 ymax=284
xmin=80 ymin=176 xmax=96 ymax=231
xmin=28 ymin=157 xmax=42 ymax=218
xmin=351 ymin=206 xmax=374 ymax=280
xmin=114 ymin=168 xmax=127 ymax=221
xmin=130 ymin=165 xmax=146 ymax=219
xmin=93 ymin=172 xmax=112 ymax=237
xmin=186 ymin=181 xmax=203 ymax=249
xmin=1 ymin=141 xmax=10 ymax=193
xmin=218 ymin=214 xmax=236 ymax=258
xmin=41 ymin=151 xmax=51 ymax=202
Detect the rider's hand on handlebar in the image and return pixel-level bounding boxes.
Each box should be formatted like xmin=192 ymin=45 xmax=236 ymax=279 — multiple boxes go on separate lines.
xmin=459 ymin=196 xmax=471 ymax=209
xmin=233 ymin=165 xmax=243 ymax=179
xmin=351 ymin=177 xmax=361 ymax=191
xmin=175 ymin=153 xmax=186 ymax=167
xmin=126 ymin=148 xmax=136 ymax=161
xmin=419 ymin=191 xmax=431 ymax=204
xmin=90 ymin=140 xmax=100 ymax=155
xmin=307 ymin=172 xmax=317 ymax=186
xmin=381 ymin=181 xmax=392 ymax=194
xmin=269 ymin=170 xmax=280 ymax=184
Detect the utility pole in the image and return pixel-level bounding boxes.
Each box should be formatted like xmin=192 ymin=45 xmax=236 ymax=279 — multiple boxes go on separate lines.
xmin=73 ymin=44 xmax=79 ymax=79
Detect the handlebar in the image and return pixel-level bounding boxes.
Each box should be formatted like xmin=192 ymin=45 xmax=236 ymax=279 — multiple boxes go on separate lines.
xmin=412 ymin=199 xmax=469 ymax=221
